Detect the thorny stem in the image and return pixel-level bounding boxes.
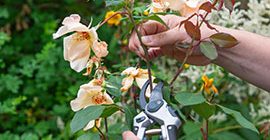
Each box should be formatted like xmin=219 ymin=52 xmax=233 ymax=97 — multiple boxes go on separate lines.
xmin=126 ymin=6 xmax=153 ymax=92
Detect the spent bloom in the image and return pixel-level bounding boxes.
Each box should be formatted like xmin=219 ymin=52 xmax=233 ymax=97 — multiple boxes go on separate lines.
xmin=105 ymin=11 xmax=122 ymax=26
xmin=201 ymin=75 xmax=218 ymax=94
xmin=70 ymin=79 xmax=113 ymax=130
xmin=121 ymin=67 xmax=156 ymax=97
xmin=150 ymin=0 xmax=207 ymax=16
xmin=53 ymin=14 xmax=108 ymax=72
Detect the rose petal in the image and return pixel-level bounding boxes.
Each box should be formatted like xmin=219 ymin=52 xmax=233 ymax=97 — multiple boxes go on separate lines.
xmin=121 ymin=76 xmax=134 ymax=92
xmin=121 ymin=67 xmax=137 ymax=75
xmin=83 ymin=120 xmax=95 ymax=131
xmin=63 ymin=33 xmax=91 ymax=72
xmin=92 ymin=41 xmax=109 ymax=58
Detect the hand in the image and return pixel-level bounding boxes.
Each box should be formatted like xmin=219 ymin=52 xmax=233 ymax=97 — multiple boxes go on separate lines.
xmin=122 ymin=131 xmax=139 ymax=140
xmin=128 ymin=14 xmax=213 ymax=66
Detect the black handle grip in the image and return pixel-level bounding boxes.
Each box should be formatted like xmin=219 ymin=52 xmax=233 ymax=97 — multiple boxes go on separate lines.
xmin=133 ymin=126 xmax=139 ymax=135
xmin=167 ymin=125 xmax=177 ymax=140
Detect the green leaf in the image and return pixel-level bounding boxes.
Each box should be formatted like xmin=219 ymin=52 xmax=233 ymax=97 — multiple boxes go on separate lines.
xmin=200 ymin=42 xmax=218 ymax=60
xmin=182 ymin=121 xmax=202 ymax=140
xmin=70 ymin=105 xmax=105 ymax=133
xmin=123 ymin=105 xmax=137 ymax=130
xmin=209 ymin=132 xmax=245 ymax=140
xmin=175 ymin=93 xmax=205 ymax=106
xmin=218 ymin=105 xmax=259 ymax=134
xmin=210 ymin=32 xmax=238 ymax=48
xmin=77 ymin=132 xmax=100 ymax=140
xmin=192 ymin=102 xmax=216 ymax=119
xmin=143 ymin=14 xmax=169 ymax=29
xmin=100 ymin=104 xmax=120 ymax=117
xmin=105 ymin=0 xmax=125 ymax=7
xmin=105 ymin=75 xmax=122 ymax=97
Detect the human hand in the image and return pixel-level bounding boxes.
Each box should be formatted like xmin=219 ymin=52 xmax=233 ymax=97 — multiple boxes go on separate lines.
xmin=122 ymin=131 xmax=139 ymax=140
xmin=128 ymin=14 xmax=214 ymax=66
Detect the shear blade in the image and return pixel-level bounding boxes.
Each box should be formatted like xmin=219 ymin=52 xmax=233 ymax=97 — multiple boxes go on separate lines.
xmin=149 ymin=82 xmax=164 ymax=101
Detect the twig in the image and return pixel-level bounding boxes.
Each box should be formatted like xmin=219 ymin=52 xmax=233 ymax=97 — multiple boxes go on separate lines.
xmin=97 ymin=11 xmax=128 ymax=29
xmin=104 ymin=118 xmax=109 ymax=140
xmin=126 ymin=6 xmax=153 ymax=92
xmin=95 ymin=126 xmax=105 ymax=140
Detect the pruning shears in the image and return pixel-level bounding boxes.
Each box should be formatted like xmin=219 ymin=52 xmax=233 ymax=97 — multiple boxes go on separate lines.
xmin=133 ymin=80 xmax=181 ymax=140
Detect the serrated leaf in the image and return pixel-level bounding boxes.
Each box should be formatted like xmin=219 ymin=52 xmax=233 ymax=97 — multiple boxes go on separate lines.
xmin=175 ymin=93 xmax=205 ymax=106
xmin=184 ymin=21 xmax=201 ymax=40
xmin=70 ymin=105 xmax=105 ymax=133
xmin=210 ymin=32 xmax=238 ymax=48
xmin=192 ymin=102 xmax=216 ymax=119
xmin=200 ymin=42 xmax=218 ymax=60
xmin=218 ymin=105 xmax=259 ymax=134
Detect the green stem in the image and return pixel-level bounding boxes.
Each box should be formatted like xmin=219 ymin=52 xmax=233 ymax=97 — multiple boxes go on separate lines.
xmin=104 ymin=118 xmax=109 ymax=140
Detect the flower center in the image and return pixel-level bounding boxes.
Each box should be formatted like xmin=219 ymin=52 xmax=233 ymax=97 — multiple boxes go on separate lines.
xmin=92 ymin=94 xmax=107 ymax=104
xmin=74 ymin=32 xmax=90 ymax=41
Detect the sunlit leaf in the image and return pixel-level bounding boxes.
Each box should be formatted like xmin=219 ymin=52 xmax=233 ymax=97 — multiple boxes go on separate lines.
xmin=210 ymin=32 xmax=238 ymax=48
xmin=200 ymin=42 xmax=218 ymax=60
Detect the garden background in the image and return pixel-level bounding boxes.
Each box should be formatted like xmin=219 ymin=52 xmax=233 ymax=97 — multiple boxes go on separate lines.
xmin=0 ymin=0 xmax=269 ymax=140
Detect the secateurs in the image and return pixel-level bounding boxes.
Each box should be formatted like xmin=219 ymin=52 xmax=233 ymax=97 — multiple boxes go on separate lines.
xmin=133 ymin=80 xmax=181 ymax=140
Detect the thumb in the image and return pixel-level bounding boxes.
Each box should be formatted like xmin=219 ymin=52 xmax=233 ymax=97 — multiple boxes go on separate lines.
xmin=122 ymin=131 xmax=139 ymax=140
xmin=141 ymin=27 xmax=184 ymax=47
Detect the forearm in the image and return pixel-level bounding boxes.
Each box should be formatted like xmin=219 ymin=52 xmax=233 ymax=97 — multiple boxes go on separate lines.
xmin=208 ymin=26 xmax=270 ymax=91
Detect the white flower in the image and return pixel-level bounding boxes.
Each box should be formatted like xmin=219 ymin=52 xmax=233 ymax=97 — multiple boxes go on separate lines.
xmin=70 ymin=79 xmax=113 ymax=130
xmin=53 ymin=14 xmax=109 ymax=72
xmin=121 ymin=67 xmax=156 ymax=97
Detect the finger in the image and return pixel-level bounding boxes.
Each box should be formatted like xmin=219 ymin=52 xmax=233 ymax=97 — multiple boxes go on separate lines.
xmin=142 ymin=27 xmax=187 ymax=47
xmin=139 ymin=20 xmax=168 ymax=36
xmin=122 ymin=131 xmax=139 ymax=140
xmin=148 ymin=47 xmax=163 ymax=60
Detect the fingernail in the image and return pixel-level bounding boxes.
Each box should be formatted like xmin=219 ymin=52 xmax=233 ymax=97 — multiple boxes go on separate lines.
xmin=142 ymin=36 xmax=151 ymax=44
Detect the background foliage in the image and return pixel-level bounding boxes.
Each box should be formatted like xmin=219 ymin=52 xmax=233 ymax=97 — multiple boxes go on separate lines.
xmin=0 ymin=0 xmax=269 ymax=140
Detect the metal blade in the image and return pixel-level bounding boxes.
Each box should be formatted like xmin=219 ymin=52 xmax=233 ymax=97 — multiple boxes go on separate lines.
xmin=139 ymin=80 xmax=150 ymax=110
xmin=149 ymin=82 xmax=164 ymax=101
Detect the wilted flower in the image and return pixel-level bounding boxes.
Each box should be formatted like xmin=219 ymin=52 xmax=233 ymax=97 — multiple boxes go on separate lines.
xmin=121 ymin=67 xmax=156 ymax=97
xmin=105 ymin=11 xmax=122 ymax=26
xmin=201 ymin=75 xmax=218 ymax=94
xmin=150 ymin=0 xmax=207 ymax=16
xmin=70 ymin=79 xmax=113 ymax=130
xmin=53 ymin=14 xmax=109 ymax=72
